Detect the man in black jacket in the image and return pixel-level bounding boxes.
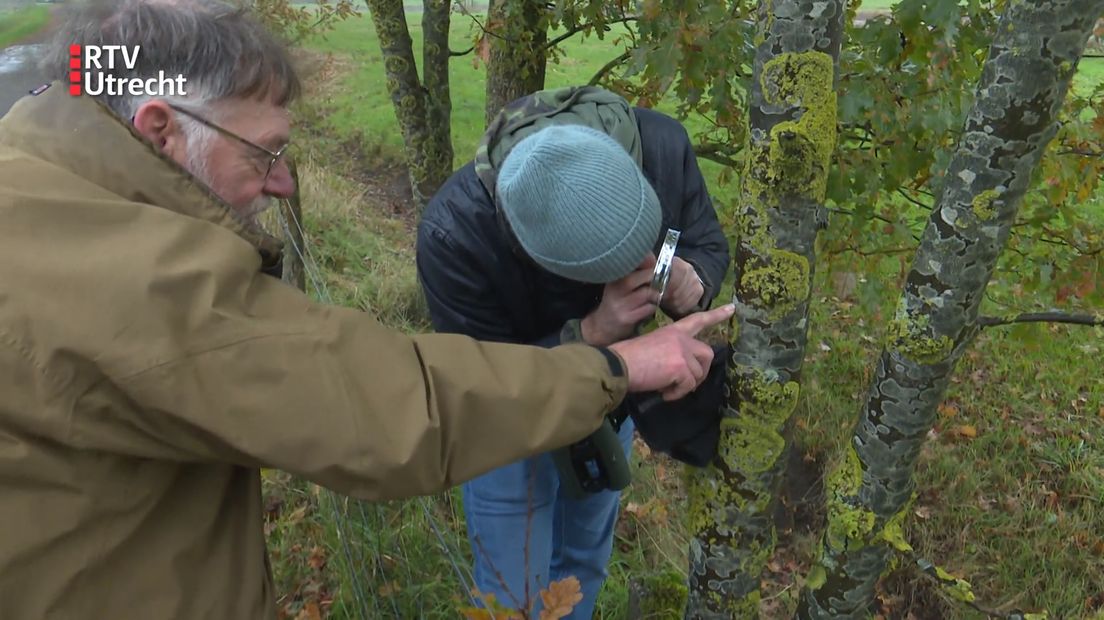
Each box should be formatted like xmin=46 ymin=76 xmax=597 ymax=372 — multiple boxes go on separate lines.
xmin=416 ymin=86 xmax=730 ymax=618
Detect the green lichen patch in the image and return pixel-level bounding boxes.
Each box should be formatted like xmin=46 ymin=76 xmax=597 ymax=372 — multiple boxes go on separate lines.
xmin=934 ymin=566 xmax=977 ymax=603
xmin=971 ymin=188 xmax=1001 ymax=220
xmin=741 ymin=371 xmax=801 ymax=427
xmin=719 ymin=416 xmax=787 ymax=475
xmin=739 ymin=249 xmax=811 ymax=320
xmin=746 ymin=50 xmax=838 ymax=202
xmin=886 ymin=303 xmax=954 ymax=364
xmin=824 ymin=444 xmax=876 ymax=551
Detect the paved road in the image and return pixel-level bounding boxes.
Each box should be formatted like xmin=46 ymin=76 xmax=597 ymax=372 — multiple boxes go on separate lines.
xmin=0 ymin=42 xmax=49 ymax=117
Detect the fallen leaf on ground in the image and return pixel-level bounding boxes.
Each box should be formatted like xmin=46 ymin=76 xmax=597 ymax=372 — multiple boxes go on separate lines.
xmin=948 ymin=425 xmax=977 ymax=440
xmin=295 ymin=601 xmax=321 ymax=620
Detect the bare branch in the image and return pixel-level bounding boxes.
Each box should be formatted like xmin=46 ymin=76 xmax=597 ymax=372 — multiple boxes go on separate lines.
xmin=978 ymin=311 xmax=1104 ymax=328
xmin=450 ymin=45 xmax=475 ymax=56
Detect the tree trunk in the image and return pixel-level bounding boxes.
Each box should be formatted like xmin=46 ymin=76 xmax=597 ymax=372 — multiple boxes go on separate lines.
xmin=422 ymin=0 xmax=453 ymax=186
xmin=365 ymin=0 xmax=453 ymax=211
xmin=797 ymin=2 xmax=1104 ymax=617
xmin=483 ymin=0 xmax=548 ymax=125
xmin=684 ymin=1 xmax=844 ymax=618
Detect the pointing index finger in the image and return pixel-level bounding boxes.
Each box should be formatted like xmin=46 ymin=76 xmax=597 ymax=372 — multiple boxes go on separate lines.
xmin=672 ymin=303 xmax=736 ymax=337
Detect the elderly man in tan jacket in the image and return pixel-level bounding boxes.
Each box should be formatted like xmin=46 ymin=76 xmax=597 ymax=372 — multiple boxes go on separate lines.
xmin=0 ymin=0 xmax=732 ymax=617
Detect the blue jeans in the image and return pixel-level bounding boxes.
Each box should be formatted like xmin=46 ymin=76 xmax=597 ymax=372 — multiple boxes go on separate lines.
xmin=461 ymin=417 xmax=635 ymax=620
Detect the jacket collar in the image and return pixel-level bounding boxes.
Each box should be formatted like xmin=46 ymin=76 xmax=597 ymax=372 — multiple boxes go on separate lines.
xmin=0 ymin=81 xmax=284 ymax=269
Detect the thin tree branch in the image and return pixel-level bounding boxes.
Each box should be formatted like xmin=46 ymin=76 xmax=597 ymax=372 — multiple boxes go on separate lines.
xmin=897 ymin=187 xmax=934 ymax=210
xmin=978 ymin=312 xmax=1104 ymax=327
xmin=1056 ymin=148 xmax=1104 ymax=157
xmin=693 ymin=143 xmax=743 ymax=168
xmin=826 ymin=207 xmax=923 ymax=242
xmin=588 ymin=49 xmax=633 ymax=86
xmin=827 ymin=244 xmax=917 ymax=257
xmin=450 ymin=45 xmax=475 ymax=56
xmin=542 ymin=16 xmax=638 ymax=52
xmin=455 ymin=3 xmax=517 ymax=43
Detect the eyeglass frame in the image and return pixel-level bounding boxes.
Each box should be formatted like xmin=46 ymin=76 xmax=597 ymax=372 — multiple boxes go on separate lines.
xmin=167 ymin=103 xmax=289 ymax=183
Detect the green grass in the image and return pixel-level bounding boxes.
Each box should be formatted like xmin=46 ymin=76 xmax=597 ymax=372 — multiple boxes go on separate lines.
xmin=0 ymin=4 xmax=49 ymax=47
xmin=263 ymin=9 xmax=1104 ymax=620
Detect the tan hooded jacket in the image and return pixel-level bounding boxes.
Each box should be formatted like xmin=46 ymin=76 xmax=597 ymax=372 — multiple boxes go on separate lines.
xmin=0 ymin=84 xmax=627 ymax=619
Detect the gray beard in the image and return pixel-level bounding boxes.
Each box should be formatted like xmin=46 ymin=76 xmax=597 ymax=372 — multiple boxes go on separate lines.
xmin=185 ymin=138 xmax=274 ymax=228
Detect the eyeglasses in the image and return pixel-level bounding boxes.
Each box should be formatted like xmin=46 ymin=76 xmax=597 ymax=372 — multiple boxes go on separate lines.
xmin=167 ymin=103 xmax=289 ymax=183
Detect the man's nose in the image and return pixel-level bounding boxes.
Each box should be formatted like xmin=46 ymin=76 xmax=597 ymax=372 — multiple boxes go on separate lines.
xmin=263 ymin=160 xmax=296 ymax=199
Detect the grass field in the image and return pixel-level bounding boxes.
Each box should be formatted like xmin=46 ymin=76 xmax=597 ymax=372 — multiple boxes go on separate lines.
xmin=0 ymin=4 xmax=49 ymax=47
xmin=263 ymin=8 xmax=1104 ymax=619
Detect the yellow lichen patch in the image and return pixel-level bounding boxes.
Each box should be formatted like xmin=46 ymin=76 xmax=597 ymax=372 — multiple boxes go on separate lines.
xmin=744 ymin=50 xmax=839 ymax=202
xmin=742 ymin=371 xmax=801 ymax=428
xmin=719 ymin=417 xmax=786 ymax=475
xmin=971 ymin=188 xmax=1000 ymax=220
xmin=824 ymin=444 xmax=876 ymax=551
xmin=739 ymin=249 xmax=811 ymax=320
xmin=879 ymin=503 xmax=915 ymax=554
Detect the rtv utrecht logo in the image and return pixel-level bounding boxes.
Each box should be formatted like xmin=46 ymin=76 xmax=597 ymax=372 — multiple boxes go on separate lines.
xmin=68 ymin=45 xmax=187 ymax=97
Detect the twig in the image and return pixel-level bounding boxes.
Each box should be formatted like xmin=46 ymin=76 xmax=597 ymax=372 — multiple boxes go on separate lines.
xmin=450 ymin=45 xmax=475 ymax=56
xmin=1056 ymin=148 xmax=1104 ymax=157
xmin=897 ymin=187 xmax=934 ymax=210
xmin=978 ymin=312 xmax=1103 ymax=328
xmin=473 ymin=534 xmax=525 ymax=613
xmin=827 ymin=244 xmax=917 ymax=257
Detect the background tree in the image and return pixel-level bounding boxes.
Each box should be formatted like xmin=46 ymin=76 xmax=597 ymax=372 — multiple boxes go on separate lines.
xmin=798 ymin=1 xmax=1104 ymax=617
xmin=363 ymin=0 xmax=454 ymax=210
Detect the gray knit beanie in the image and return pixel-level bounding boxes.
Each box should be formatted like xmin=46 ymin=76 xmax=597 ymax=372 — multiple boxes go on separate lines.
xmin=496 ymin=124 xmax=662 ymax=284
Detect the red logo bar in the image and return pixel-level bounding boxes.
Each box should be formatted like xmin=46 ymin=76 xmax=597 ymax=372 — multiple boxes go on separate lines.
xmin=69 ymin=44 xmax=82 ymax=96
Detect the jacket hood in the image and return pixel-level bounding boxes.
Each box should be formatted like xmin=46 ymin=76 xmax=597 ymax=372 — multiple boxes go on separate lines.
xmin=474 ymin=86 xmax=643 ymax=204
xmin=0 ymin=81 xmax=283 ymax=269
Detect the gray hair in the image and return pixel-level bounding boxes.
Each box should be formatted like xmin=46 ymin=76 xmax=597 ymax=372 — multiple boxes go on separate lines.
xmin=43 ymin=0 xmax=301 ymax=120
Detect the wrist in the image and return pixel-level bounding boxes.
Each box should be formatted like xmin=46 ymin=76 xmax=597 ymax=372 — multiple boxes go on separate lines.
xmin=581 ymin=314 xmax=611 ymax=347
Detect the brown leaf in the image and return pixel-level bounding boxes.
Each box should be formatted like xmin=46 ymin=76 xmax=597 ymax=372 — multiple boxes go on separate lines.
xmin=295 ymin=601 xmax=322 ymax=620
xmin=539 ymin=576 xmax=583 ymax=620
xmin=624 ymin=502 xmax=642 ymax=517
xmin=914 ymin=506 xmax=932 ymax=520
xmin=937 ymin=403 xmax=958 ymax=418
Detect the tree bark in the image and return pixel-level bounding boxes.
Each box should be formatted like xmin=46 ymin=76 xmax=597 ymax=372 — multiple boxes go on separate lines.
xmin=684 ymin=1 xmax=844 ymax=618
xmin=365 ymin=0 xmax=453 ymax=211
xmin=797 ymin=2 xmax=1104 ymax=618
xmin=483 ymin=0 xmax=548 ymax=125
xmin=422 ymin=0 xmax=453 ymax=186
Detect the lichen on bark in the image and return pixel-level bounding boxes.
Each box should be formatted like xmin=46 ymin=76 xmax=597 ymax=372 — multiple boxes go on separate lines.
xmin=685 ymin=1 xmax=845 ymax=617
